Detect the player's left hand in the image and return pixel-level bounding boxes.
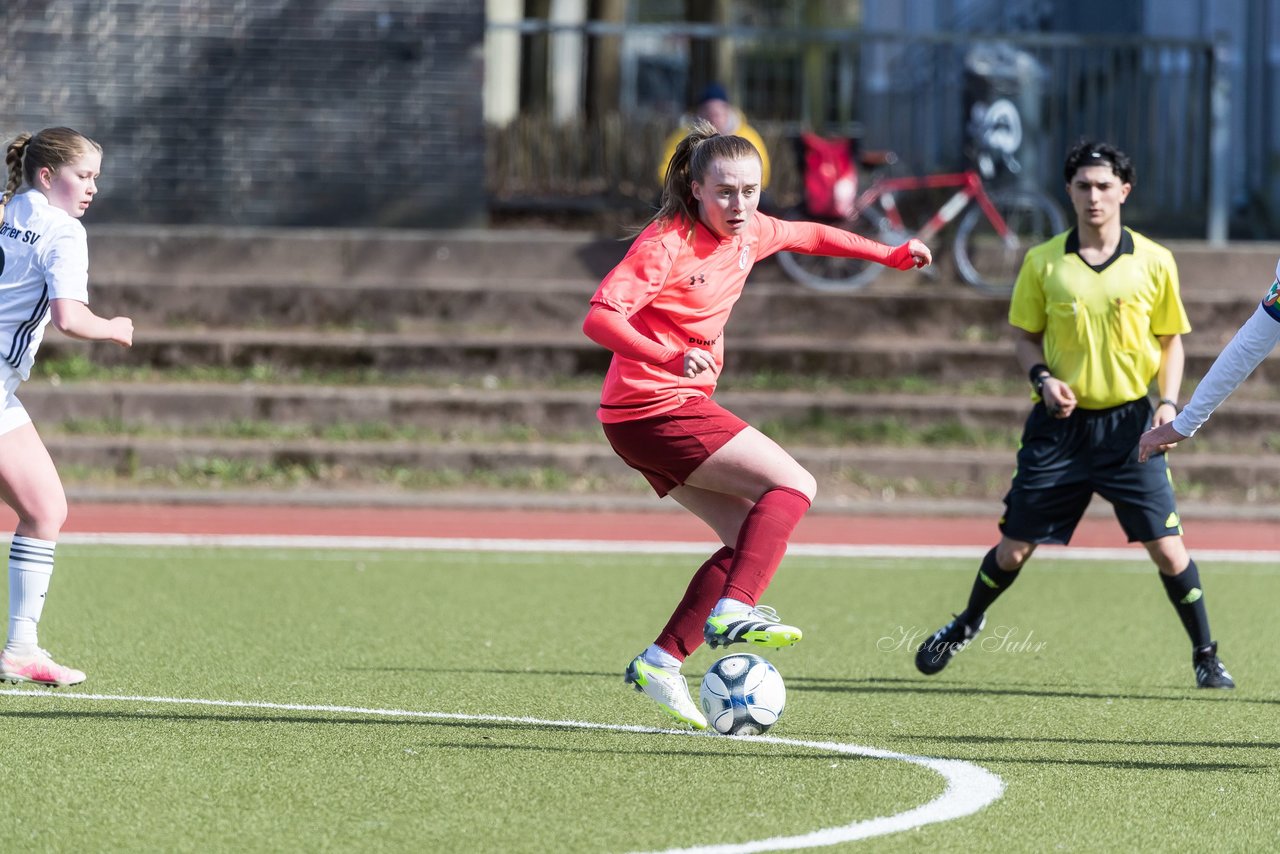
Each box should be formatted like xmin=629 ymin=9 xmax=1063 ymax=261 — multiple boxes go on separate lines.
xmin=1138 ymin=421 xmax=1188 ymax=463
xmin=906 ymin=238 xmax=932 ymax=269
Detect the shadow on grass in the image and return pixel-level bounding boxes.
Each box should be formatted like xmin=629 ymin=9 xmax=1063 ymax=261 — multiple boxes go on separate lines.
xmin=958 ymin=756 xmax=1265 ymax=772
xmin=0 ymin=707 xmax=860 ymax=760
xmin=343 ymin=667 xmax=622 ymax=678
xmin=341 ymin=667 xmax=1279 ymax=707
xmin=896 ymin=733 xmax=1280 ymax=750
xmin=786 ymin=675 xmax=1280 ymax=705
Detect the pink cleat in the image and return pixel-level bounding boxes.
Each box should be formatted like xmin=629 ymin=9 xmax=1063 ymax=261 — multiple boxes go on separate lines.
xmin=0 ymin=648 xmax=86 ymax=687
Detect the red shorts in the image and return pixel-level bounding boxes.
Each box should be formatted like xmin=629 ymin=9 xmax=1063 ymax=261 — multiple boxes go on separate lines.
xmin=601 ymin=396 xmax=749 ymax=497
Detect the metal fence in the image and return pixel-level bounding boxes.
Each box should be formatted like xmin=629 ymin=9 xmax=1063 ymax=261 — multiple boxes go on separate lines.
xmin=488 ymin=20 xmax=1227 ymax=239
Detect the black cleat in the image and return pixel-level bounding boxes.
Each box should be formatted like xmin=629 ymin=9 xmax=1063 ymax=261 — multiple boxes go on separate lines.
xmin=1193 ymin=641 xmax=1235 ymax=689
xmin=915 ymin=614 xmax=986 ymax=675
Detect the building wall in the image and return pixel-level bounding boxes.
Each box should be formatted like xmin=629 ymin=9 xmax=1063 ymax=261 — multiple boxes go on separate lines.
xmin=0 ymin=1 xmax=486 ymax=228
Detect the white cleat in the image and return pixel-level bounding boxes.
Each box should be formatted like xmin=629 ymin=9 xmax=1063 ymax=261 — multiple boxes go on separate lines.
xmin=624 ymin=655 xmax=707 ymax=730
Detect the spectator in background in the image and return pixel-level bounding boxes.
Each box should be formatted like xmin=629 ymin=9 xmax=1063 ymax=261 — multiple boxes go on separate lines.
xmin=587 ymin=119 xmax=929 ymax=729
xmin=657 ymin=83 xmax=772 ymax=192
xmin=0 ymin=127 xmax=133 ymax=688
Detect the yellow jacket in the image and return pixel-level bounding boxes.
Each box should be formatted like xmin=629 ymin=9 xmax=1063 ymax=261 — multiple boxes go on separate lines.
xmin=656 ymin=109 xmax=772 ymax=189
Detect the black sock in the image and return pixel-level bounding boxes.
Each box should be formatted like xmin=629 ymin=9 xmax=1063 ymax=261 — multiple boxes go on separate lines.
xmin=960 ymin=547 xmax=1020 ymax=627
xmin=1160 ymin=558 xmax=1212 ymax=649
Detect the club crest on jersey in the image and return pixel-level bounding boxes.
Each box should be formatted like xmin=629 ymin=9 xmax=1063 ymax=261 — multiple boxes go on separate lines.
xmin=1265 ymin=279 xmax=1280 ymax=307
xmin=738 ymin=246 xmax=751 ymax=270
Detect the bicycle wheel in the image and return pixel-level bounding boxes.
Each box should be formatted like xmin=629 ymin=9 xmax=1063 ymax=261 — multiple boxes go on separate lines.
xmin=774 ymin=208 xmax=898 ymax=292
xmin=953 ymin=189 xmax=1066 ymax=296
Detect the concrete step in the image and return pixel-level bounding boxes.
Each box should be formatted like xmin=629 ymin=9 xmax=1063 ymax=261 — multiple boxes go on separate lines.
xmin=87 ymin=226 xmax=636 ymax=285
xmin=22 ymin=382 xmax=1280 ymax=446
xmin=86 ymin=225 xmax=1280 ymax=296
xmin=23 ymin=383 xmax=1015 ymax=431
xmin=89 ymin=277 xmax=596 ymax=334
xmin=43 ymin=435 xmax=1280 ymax=506
xmin=39 ymin=330 xmax=1280 ymax=388
xmin=86 ymin=273 xmax=1266 ymax=342
xmin=26 ymin=383 xmax=609 ymax=433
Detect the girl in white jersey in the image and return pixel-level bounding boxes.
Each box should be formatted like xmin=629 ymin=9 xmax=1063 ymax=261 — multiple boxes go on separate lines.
xmin=0 ymin=127 xmax=133 ymax=687
xmin=1138 ymin=257 xmax=1280 ymax=462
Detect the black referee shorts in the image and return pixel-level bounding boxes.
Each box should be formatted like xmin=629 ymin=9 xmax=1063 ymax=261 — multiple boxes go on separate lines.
xmin=999 ymin=398 xmax=1183 ymax=546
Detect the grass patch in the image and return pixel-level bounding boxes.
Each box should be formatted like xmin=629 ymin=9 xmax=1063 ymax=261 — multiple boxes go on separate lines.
xmin=6 ymin=546 xmax=1277 ymax=852
xmin=757 ymin=410 xmax=1018 ymax=448
xmin=34 ymin=354 xmax=1034 ymax=396
xmin=56 ymin=460 xmax=644 ymax=494
xmin=54 ymin=412 xmax=1013 ymax=449
xmin=33 ymin=354 xmax=602 ymax=391
xmin=718 ymin=372 xmax=1023 ymax=397
xmin=54 ymin=417 xmax=598 ymax=444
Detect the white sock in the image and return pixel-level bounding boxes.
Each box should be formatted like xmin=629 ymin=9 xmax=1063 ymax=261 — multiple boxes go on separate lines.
xmin=642 ymin=644 xmax=681 ymax=670
xmin=712 ymin=597 xmax=751 ymax=617
xmin=6 ymin=535 xmax=56 ymax=654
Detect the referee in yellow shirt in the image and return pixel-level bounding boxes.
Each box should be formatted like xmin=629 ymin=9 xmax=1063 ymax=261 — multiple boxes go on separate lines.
xmin=916 ymin=140 xmax=1234 ymax=689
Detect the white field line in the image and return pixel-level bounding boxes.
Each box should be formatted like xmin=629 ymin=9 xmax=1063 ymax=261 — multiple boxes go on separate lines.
xmin=50 ymin=531 xmax=1280 ymax=565
xmin=0 ymin=688 xmax=1003 ymax=852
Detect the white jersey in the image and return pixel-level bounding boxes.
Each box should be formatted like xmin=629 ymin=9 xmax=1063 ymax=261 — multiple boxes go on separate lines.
xmin=0 ymin=189 xmax=90 ymax=380
xmin=1172 ymin=257 xmax=1280 ymax=437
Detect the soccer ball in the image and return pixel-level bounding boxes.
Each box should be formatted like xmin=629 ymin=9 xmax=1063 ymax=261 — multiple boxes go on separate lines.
xmin=699 ymin=653 xmax=786 ymax=735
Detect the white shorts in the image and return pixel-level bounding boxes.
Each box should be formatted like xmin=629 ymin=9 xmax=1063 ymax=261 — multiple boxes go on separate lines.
xmin=0 ymin=366 xmax=32 ymax=437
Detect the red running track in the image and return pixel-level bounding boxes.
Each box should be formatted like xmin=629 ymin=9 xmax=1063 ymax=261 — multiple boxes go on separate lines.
xmin=1 ymin=503 xmax=1277 ymax=550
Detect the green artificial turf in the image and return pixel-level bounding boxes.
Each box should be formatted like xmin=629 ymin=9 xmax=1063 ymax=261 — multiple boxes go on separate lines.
xmin=2 ymin=546 xmax=1277 ymax=852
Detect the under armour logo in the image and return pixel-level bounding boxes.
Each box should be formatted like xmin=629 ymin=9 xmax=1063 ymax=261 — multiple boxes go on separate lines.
xmin=687 ymin=274 xmax=707 ymax=288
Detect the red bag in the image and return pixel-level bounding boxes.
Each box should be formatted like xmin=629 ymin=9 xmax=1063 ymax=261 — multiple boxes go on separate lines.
xmin=800 ymin=132 xmax=857 ymax=219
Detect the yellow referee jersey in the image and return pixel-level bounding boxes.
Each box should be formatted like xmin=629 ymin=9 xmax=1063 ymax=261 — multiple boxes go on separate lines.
xmin=1009 ymin=227 xmax=1190 ymax=409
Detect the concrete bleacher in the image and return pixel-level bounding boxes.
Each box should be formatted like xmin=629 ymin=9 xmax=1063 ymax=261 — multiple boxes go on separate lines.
xmin=25 ymin=226 xmax=1280 ymax=517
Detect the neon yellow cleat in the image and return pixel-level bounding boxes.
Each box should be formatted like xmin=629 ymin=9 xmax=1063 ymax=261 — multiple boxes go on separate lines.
xmin=703 ymin=605 xmax=803 ymax=650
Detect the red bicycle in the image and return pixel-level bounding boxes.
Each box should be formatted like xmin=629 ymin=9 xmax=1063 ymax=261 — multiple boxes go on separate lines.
xmin=776 ymin=147 xmax=1066 ymax=295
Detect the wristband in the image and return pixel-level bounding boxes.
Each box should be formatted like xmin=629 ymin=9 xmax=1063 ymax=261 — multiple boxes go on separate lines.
xmin=1158 ymin=398 xmax=1180 ymax=412
xmin=1028 ymin=363 xmax=1051 ymax=394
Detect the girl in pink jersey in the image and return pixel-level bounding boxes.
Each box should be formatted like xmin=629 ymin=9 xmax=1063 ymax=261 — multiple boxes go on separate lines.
xmin=583 ymin=120 xmax=930 ymax=728
xmin=0 ymin=128 xmax=133 ymax=688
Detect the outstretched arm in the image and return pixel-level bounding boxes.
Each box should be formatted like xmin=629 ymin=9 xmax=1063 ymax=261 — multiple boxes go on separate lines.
xmin=50 ymin=299 xmax=133 ymax=347
xmin=1138 ymin=304 xmax=1280 ymax=462
xmin=769 ymin=219 xmax=931 ymax=270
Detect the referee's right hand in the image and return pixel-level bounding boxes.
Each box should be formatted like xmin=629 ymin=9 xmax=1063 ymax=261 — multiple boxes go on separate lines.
xmin=1042 ymin=378 xmax=1076 ymax=418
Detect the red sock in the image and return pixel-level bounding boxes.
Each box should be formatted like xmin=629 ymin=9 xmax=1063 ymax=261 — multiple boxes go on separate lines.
xmin=655 ymin=546 xmax=734 ymax=659
xmin=723 ymin=486 xmax=812 ymax=605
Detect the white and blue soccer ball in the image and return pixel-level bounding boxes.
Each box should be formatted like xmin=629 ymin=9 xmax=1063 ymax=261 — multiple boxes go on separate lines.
xmin=699 ymin=653 xmax=786 ymax=735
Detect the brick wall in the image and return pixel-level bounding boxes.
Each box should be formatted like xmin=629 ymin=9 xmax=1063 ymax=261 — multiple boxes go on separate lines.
xmin=0 ymin=0 xmax=485 ymax=228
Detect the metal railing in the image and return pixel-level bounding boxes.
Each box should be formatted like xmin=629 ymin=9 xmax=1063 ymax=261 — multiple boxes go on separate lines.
xmin=488 ymin=20 xmax=1227 ymax=240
